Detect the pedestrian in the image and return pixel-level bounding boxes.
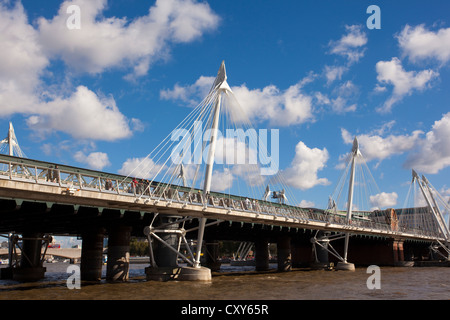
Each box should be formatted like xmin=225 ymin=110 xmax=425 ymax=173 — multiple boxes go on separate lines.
xmin=53 ymin=165 xmax=60 ymax=183
xmin=245 ymin=198 xmax=251 ymax=210
xmin=105 ymin=179 xmax=112 ymax=190
xmin=47 ymin=166 xmax=53 ymax=182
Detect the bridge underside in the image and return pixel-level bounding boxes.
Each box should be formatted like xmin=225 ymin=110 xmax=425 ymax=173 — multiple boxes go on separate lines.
xmin=0 ymin=198 xmax=437 ymax=275
xmin=0 ymin=199 xmax=153 ymax=237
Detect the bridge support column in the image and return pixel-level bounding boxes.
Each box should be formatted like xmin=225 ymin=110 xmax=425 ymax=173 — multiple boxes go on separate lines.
xmin=13 ymin=232 xmax=46 ymax=282
xmin=255 ymin=238 xmax=270 ymax=271
xmin=107 ymin=225 xmax=131 ymax=282
xmin=145 ymin=216 xmax=211 ymax=281
xmin=153 ymin=216 xmax=180 ymax=268
xmin=204 ymin=241 xmax=221 ymax=271
xmin=277 ymin=235 xmax=291 ymax=272
xmin=81 ymin=227 xmax=105 ymax=282
xmin=291 ymin=240 xmax=312 ymax=268
xmin=393 ymin=240 xmax=412 ymax=267
xmin=311 ymin=231 xmax=330 ymax=269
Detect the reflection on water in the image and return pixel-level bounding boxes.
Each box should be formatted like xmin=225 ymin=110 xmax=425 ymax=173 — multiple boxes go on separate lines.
xmin=1 ymin=262 xmax=450 ymax=300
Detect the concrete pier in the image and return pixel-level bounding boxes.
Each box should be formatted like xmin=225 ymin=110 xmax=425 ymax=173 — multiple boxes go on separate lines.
xmin=106 ymin=225 xmax=131 ymax=281
xmin=277 ymin=235 xmax=292 ymax=272
xmin=291 ymin=241 xmax=313 ymax=268
xmin=13 ymin=232 xmax=46 ymax=282
xmin=80 ymin=227 xmax=105 ymax=281
xmin=204 ymin=241 xmax=221 ymax=271
xmin=255 ymin=238 xmax=270 ymax=271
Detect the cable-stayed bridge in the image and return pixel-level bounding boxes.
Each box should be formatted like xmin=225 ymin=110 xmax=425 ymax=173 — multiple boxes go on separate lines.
xmin=0 ymin=62 xmax=449 ymax=282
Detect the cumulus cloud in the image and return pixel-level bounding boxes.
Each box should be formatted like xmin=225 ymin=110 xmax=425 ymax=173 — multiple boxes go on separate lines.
xmin=0 ymin=0 xmax=219 ymax=142
xmin=232 ymin=82 xmax=315 ymax=126
xmin=398 ymin=24 xmax=450 ymax=64
xmin=210 ymin=168 xmax=234 ymax=192
xmin=37 ymin=0 xmax=219 ymax=77
xmin=340 ymin=127 xmax=423 ymax=164
xmin=405 ymin=112 xmax=450 ymax=174
xmin=161 ymin=75 xmax=316 ymax=127
xmin=74 ymin=151 xmax=111 ymax=170
xmin=0 ymin=1 xmax=48 ymax=115
xmin=341 ymin=112 xmax=450 ymax=174
xmin=279 ymin=141 xmax=330 ymax=190
xmin=299 ymin=200 xmax=315 ymax=208
xmin=328 ymin=25 xmax=368 ymax=64
xmin=118 ymin=157 xmax=166 ymax=179
xmin=27 ymin=86 xmax=133 ymax=141
xmin=370 ymin=192 xmax=398 ymax=209
xmin=160 ymin=76 xmax=215 ymax=106
xmin=375 ymin=57 xmax=438 ymax=113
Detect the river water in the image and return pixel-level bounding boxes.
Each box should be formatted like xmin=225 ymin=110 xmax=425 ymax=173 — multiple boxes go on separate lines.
xmin=1 ymin=262 xmax=449 ymax=301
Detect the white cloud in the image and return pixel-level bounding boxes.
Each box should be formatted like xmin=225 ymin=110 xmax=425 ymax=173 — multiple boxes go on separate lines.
xmin=74 ymin=151 xmax=111 ymax=170
xmin=405 ymin=112 xmax=450 ymax=174
xmin=340 ymin=127 xmax=423 ymax=164
xmin=232 ymin=82 xmax=315 ymax=126
xmin=375 ymin=57 xmax=438 ymax=113
xmin=299 ymin=200 xmax=315 ymax=208
xmin=37 ymin=0 xmax=219 ymax=77
xmin=279 ymin=141 xmax=330 ymax=190
xmin=324 ymin=65 xmax=347 ymax=84
xmin=118 ymin=157 xmax=166 ymax=179
xmin=341 ymin=112 xmax=450 ymax=174
xmin=398 ymin=24 xmax=450 ymax=64
xmin=328 ymin=25 xmax=368 ymax=64
xmin=315 ymin=81 xmax=358 ymax=114
xmin=161 ymin=75 xmax=316 ymax=127
xmin=0 ymin=1 xmax=48 ymax=115
xmin=370 ymin=192 xmax=398 ymax=209
xmin=0 ymin=0 xmax=219 ymax=142
xmin=160 ymin=76 xmax=215 ymax=105
xmin=210 ymin=168 xmax=234 ymax=192
xmin=26 ymin=86 xmax=132 ymax=141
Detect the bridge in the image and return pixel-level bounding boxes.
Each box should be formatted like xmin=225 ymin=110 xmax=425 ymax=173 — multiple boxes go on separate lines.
xmin=0 ymin=61 xmax=449 ymax=282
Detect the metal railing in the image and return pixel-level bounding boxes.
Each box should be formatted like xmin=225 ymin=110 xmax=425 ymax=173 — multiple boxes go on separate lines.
xmin=0 ymin=156 xmax=444 ymax=241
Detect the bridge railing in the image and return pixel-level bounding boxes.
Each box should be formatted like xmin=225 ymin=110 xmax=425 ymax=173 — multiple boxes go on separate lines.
xmin=0 ymin=157 xmax=443 ymax=240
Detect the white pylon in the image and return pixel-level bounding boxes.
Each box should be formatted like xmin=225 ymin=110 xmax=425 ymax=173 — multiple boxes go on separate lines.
xmin=0 ymin=122 xmax=27 ymax=158
xmin=194 ymin=61 xmax=232 ymax=268
xmin=336 ymin=137 xmax=359 ymax=271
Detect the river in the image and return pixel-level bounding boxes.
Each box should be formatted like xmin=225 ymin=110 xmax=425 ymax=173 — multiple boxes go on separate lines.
xmin=1 ymin=262 xmax=449 ymax=301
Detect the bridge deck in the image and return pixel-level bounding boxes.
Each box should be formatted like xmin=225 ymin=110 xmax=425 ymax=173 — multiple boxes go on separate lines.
xmin=0 ymin=154 xmax=444 ymax=242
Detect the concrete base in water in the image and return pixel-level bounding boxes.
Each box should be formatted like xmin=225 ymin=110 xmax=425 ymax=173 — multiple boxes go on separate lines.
xmin=145 ymin=266 xmax=211 ymax=281
xmin=335 ymin=262 xmax=355 ymax=271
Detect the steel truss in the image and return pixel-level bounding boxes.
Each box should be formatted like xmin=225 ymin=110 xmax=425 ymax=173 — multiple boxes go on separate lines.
xmin=311 ymin=231 xmax=352 ymax=264
xmin=143 ymin=213 xmax=223 ymax=268
xmin=0 ymin=233 xmax=52 ymax=269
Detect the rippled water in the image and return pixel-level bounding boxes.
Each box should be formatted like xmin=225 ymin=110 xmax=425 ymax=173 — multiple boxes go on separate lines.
xmin=1 ymin=262 xmax=449 ymax=300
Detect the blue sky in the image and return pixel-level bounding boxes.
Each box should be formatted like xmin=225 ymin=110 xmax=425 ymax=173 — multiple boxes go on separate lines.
xmin=1 ymin=0 xmax=450 ymax=213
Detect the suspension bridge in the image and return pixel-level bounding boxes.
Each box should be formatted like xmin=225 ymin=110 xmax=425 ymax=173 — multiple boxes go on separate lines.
xmin=0 ymin=61 xmax=449 ymax=282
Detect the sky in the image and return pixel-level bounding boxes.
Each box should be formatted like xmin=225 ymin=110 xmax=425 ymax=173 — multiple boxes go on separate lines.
xmin=1 ymin=0 xmax=450 ymax=217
